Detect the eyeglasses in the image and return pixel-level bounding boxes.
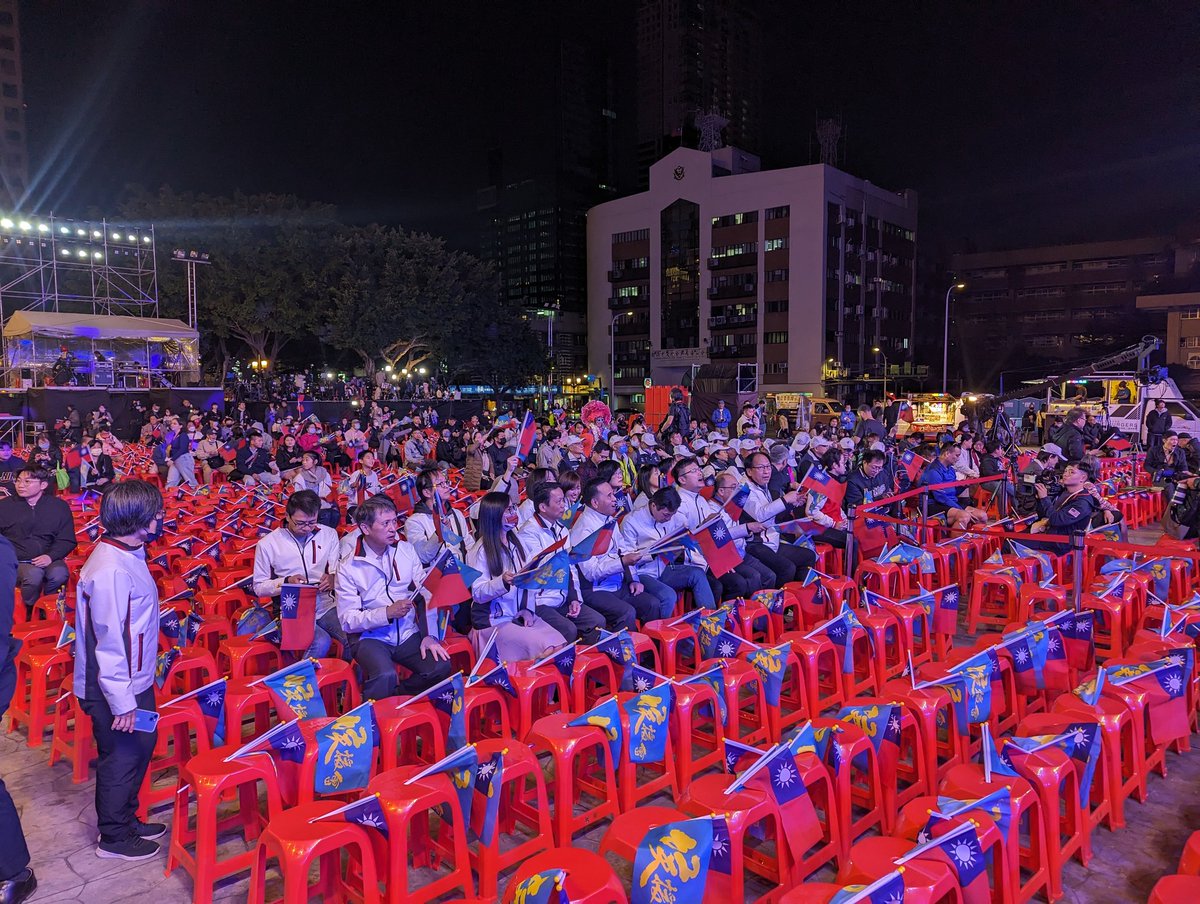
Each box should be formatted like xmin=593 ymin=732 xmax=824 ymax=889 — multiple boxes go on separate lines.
xmin=291 ymin=518 xmax=319 ymax=528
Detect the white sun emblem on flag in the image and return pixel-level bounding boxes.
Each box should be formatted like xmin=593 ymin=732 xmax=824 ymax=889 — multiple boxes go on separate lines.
xmin=1166 ymin=653 xmax=1185 ymax=667
xmin=476 ymin=760 xmax=496 ymax=781
xmin=830 ymin=742 xmax=846 ymax=765
xmin=888 ymin=715 xmax=901 ymax=735
xmin=773 ymin=761 xmax=797 ymax=788
xmin=1013 ymin=647 xmax=1029 ymax=665
xmin=827 ymin=624 xmax=845 ymax=641
xmin=1071 ymin=727 xmax=1088 ymax=746
xmin=280 ymin=735 xmax=305 ymax=751
xmin=1165 ymin=673 xmax=1184 ymax=695
xmin=203 ymin=691 xmax=223 ymax=708
xmin=711 ymin=832 xmax=728 ymax=857
xmin=884 ymin=892 xmax=903 ymax=904
xmin=726 ymin=753 xmax=739 ymax=771
xmin=916 ymin=828 xmax=930 ymax=844
xmin=717 ymin=641 xmax=736 ymax=657
xmin=1046 ymin=635 xmax=1060 ymax=652
xmin=281 ymin=593 xmax=297 ymax=613
xmin=440 ymin=691 xmax=456 ymax=704
xmin=633 ymin=675 xmax=652 ymax=691
xmin=355 ymin=812 xmax=385 ymax=829
xmin=950 ymin=839 xmax=978 ymax=868
xmin=712 ymin=523 xmax=728 ymax=542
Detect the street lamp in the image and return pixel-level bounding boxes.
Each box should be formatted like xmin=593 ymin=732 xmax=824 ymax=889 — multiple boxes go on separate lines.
xmin=417 ymin=366 xmax=427 ymax=376
xmin=942 ymin=281 xmax=967 ymax=394
xmin=873 ymin=346 xmax=889 ymax=401
xmin=610 ymin=310 xmax=634 ymax=408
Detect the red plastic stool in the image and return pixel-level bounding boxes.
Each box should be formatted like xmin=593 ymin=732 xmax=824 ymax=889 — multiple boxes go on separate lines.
xmin=571 ymin=650 xmax=619 ymax=712
xmin=246 ymin=800 xmax=381 ymax=904
xmin=837 ymin=835 xmax=975 ymax=903
xmin=7 ymin=645 xmax=72 ymax=747
xmin=502 ymin=849 xmax=628 ymax=904
xmin=1017 ymin=584 xmax=1068 ymax=622
xmin=968 ymin=571 xmax=1021 ymax=635
xmin=670 ymin=674 xmax=725 ymax=786
xmin=895 ymin=794 xmax=1012 ymax=903
xmin=782 ymin=632 xmax=845 ymax=717
xmin=155 ymin=648 xmax=220 ymax=702
xmin=461 ymin=681 xmax=512 ymax=741
xmin=48 ymin=683 xmax=96 ymax=783
xmin=374 ymin=697 xmax=446 ymax=771
xmin=223 ymin=678 xmax=275 ymax=746
xmin=717 ymin=659 xmax=771 ymax=746
xmin=526 ymin=712 xmax=620 ymax=846
xmin=368 ymin=763 xmax=477 ymax=904
xmin=505 ymin=661 xmax=568 ymax=741
xmin=218 ymin=635 xmax=282 ymax=680
xmin=883 ymin=679 xmax=967 ymax=786
xmin=1019 ymin=712 xmax=1111 ymax=838
xmin=854 ymin=698 xmax=931 ymax=815
xmin=137 ymin=698 xmax=212 ymax=820
xmin=470 ymin=739 xmax=552 ymax=899
xmin=166 ymin=748 xmax=285 ymax=904
xmin=1053 ymin=693 xmax=1139 ymax=829
xmin=812 ymin=717 xmax=887 ymax=842
xmin=1149 ymin=875 xmax=1200 ymax=904
xmin=441 ymin=632 xmax=476 ymax=676
xmin=642 ymin=619 xmax=699 ymax=677
xmin=1080 ymin=592 xmax=1129 ymax=662
xmin=598 ymin=805 xmax=693 ymax=889
xmin=613 ymin=690 xmax=678 ymax=810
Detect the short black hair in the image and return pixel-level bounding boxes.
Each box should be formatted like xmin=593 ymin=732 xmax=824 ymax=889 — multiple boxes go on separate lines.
xmin=649 ymin=486 xmax=681 ymax=513
xmin=100 ymin=480 xmax=163 ymax=536
xmin=531 ymin=481 xmax=565 ymax=513
xmin=861 ymin=450 xmax=886 ymax=466
xmin=285 ymin=490 xmax=321 ymax=518
xmin=355 ymin=494 xmax=398 ymax=528
xmin=582 ymin=477 xmax=611 ymax=506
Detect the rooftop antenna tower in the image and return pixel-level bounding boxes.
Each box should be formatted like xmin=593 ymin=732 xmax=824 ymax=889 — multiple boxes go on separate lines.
xmin=815 ymin=116 xmax=843 ymax=166
xmin=695 ymin=108 xmax=728 ymax=152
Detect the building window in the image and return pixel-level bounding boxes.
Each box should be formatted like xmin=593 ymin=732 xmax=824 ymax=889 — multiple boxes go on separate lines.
xmin=1029 ymin=335 xmax=1065 ymax=348
xmin=968 ymin=290 xmax=1008 ymax=303
xmin=1187 ymin=354 xmax=1200 ymax=370
xmin=764 ymin=237 xmax=788 ymax=252
xmin=1016 ymin=286 xmax=1065 ymax=299
xmin=711 ymin=241 xmax=756 ymax=259
xmin=1180 ymin=308 xmax=1200 ymax=320
xmin=1074 ymin=258 xmax=1127 ymax=270
xmin=660 ymin=199 xmax=700 ymax=351
xmin=1019 ymin=309 xmax=1066 ymax=323
xmin=966 ymin=267 xmax=1007 ymax=279
xmin=764 ymin=331 xmax=788 ymax=344
xmin=3 ymin=107 xmax=18 ymax=123
xmin=765 ymin=299 xmax=789 ymax=313
xmin=766 ymin=205 xmax=790 ymax=220
xmin=1 ymin=83 xmax=15 ymax=99
xmin=1182 ymin=337 xmax=1200 ymax=349
xmin=711 ymin=211 xmax=758 ymax=227
xmin=1024 ymin=262 xmax=1068 ymax=275
xmin=765 ymin=361 xmax=789 ymax=374
xmin=765 ymin=268 xmax=789 ymax=282
xmin=1079 ymin=282 xmax=1125 ymax=296
xmin=612 ymin=228 xmax=649 ymax=244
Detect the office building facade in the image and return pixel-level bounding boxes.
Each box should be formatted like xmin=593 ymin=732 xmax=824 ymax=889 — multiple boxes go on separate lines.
xmin=0 ymin=0 xmax=25 ymax=207
xmin=587 ymin=146 xmax=917 ymax=405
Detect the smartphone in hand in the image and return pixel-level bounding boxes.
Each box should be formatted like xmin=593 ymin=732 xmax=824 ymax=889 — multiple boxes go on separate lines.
xmin=132 ymin=709 xmax=160 ymax=733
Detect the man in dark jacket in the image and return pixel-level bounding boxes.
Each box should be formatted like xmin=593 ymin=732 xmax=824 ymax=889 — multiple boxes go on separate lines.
xmin=0 ymin=467 xmax=77 ymax=616
xmin=1052 ymin=407 xmax=1087 ymax=461
xmin=0 ymin=533 xmax=35 ymax=901
xmin=1146 ymin=400 xmax=1172 ymax=448
xmin=845 ymin=449 xmax=897 ymax=515
xmin=1029 ymin=460 xmax=1099 ymax=552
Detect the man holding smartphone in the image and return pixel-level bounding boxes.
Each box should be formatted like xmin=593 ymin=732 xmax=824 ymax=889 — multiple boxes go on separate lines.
xmin=73 ymin=479 xmax=166 ymax=861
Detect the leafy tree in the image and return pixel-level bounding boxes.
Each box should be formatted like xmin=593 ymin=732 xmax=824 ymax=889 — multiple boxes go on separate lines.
xmin=120 ymin=187 xmax=338 ymax=377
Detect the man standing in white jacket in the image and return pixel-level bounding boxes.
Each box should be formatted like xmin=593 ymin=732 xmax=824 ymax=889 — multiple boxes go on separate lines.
xmin=73 ymin=480 xmax=166 ymax=862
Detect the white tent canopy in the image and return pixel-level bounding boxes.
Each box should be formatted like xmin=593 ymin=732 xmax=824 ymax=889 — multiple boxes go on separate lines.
xmin=3 ymin=311 xmax=196 ymax=341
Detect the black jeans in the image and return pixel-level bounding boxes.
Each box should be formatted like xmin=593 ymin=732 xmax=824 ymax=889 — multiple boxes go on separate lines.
xmin=79 ymin=686 xmax=158 ymax=843
xmin=535 ymin=603 xmax=605 ymax=646
xmin=580 ymin=585 xmax=638 ymax=632
xmin=747 ymin=542 xmax=815 ymax=586
xmin=354 ymin=633 xmax=453 ymax=700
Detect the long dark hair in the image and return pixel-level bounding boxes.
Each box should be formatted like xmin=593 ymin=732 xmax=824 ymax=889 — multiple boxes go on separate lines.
xmin=477 ymin=491 xmax=522 ymax=576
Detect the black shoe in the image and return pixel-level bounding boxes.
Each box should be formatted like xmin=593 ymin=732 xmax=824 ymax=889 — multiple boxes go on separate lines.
xmin=0 ymin=869 xmax=37 ymax=904
xmin=96 ymin=835 xmax=160 ymax=861
xmin=96 ymin=820 xmax=168 ymax=843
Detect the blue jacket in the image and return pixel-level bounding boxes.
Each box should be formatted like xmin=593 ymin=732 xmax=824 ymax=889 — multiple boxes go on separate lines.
xmin=920 ymin=459 xmax=961 ymax=509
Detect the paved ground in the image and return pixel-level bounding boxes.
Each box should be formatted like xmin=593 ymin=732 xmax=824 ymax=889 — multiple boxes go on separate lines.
xmin=3 ymin=701 xmax=1199 ymax=903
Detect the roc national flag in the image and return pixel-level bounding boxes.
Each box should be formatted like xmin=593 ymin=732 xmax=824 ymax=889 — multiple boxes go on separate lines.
xmin=722 ymin=483 xmax=751 ymax=520
xmin=155 ymin=647 xmax=181 ymax=690
xmin=313 ymin=702 xmax=375 ymax=795
xmin=926 ymin=789 xmax=1013 ymax=840
xmin=900 ymin=448 xmax=928 ymax=482
xmin=1106 ymin=659 xmax=1190 ymax=744
xmin=830 ymin=871 xmax=907 ymax=904
xmin=740 ymin=741 xmax=824 ymax=860
xmin=703 ymin=628 xmax=752 ymax=661
xmin=159 ymin=606 xmax=182 ymax=641
xmin=261 ymin=659 xmax=328 ymax=720
xmin=909 ymin=822 xmax=989 ymax=904
xmin=279 ymin=583 xmax=318 ymax=651
xmin=516 ymin=411 xmax=537 ymax=461
xmin=568 ymin=696 xmax=624 ymax=769
xmin=312 ymin=793 xmax=389 ymax=839
xmin=747 ymin=642 xmax=791 ymax=706
xmin=683 ymin=663 xmax=727 ymax=726
xmin=624 ymin=683 xmax=673 ymax=764
xmin=164 ymin=678 xmax=228 ymax=748
xmin=423 ymin=549 xmax=482 ymax=609
xmin=632 ymin=817 xmax=713 ymax=904
xmin=801 ymin=465 xmax=845 ymax=509
xmin=724 ymin=738 xmax=763 ymax=774
xmin=568 ymin=520 xmax=616 ymax=563
xmin=225 ymin=718 xmax=307 ymax=801
xmin=404 ymin=744 xmax=478 ymax=825
xmin=690 ymin=515 xmax=743 ymax=578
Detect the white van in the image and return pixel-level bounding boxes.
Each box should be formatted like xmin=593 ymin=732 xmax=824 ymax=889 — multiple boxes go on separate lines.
xmin=1047 ymin=373 xmax=1200 ymax=441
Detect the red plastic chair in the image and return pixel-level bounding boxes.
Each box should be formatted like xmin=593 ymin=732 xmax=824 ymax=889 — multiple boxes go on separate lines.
xmin=526 ymin=712 xmax=620 ymax=846
xmin=502 ymin=849 xmax=628 ymax=904
xmin=470 ymin=739 xmax=552 ymax=899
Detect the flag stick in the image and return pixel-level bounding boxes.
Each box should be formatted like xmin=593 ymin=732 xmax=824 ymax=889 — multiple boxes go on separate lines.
xmin=390 ymin=670 xmax=463 ymax=709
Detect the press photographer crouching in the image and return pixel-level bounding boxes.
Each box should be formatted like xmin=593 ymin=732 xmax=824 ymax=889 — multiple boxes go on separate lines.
xmin=1026 ymin=459 xmax=1099 ymax=553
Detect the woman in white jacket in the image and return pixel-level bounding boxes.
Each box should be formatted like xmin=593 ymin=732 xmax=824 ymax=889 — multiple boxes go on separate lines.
xmin=73 ymin=480 xmax=166 ymax=862
xmin=467 ymin=492 xmax=565 ymax=661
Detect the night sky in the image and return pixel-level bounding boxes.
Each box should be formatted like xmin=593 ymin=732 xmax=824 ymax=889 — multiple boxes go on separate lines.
xmin=19 ymin=1 xmax=1200 ymax=253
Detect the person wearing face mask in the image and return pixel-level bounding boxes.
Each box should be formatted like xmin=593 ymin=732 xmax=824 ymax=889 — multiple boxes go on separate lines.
xmin=80 ymin=440 xmax=115 ymax=494
xmin=298 ymin=422 xmax=322 ymax=453
xmin=292 ymin=451 xmax=339 ymax=528
xmin=72 ymin=480 xmax=166 ymax=862
xmin=30 ymin=433 xmax=62 ymax=473
xmin=340 ymin=450 xmax=383 ymax=518
xmin=467 ymin=492 xmax=567 ymax=660
xmin=252 ymin=490 xmax=345 ymax=659
xmin=804 ymin=449 xmax=850 ymax=548
xmin=336 ymin=495 xmax=451 ymax=699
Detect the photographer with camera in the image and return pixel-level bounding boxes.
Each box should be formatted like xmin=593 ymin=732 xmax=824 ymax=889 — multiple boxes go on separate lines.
xmin=1027 ymin=459 xmax=1098 ymax=552
xmin=1016 ymin=443 xmax=1066 ymax=517
xmin=1145 ymin=431 xmax=1188 ymax=486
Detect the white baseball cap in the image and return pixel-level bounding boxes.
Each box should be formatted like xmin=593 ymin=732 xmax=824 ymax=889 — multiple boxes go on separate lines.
xmin=1040 ymin=442 xmax=1066 ymax=461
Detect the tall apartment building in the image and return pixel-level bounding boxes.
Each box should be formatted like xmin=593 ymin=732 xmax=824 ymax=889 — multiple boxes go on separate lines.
xmin=950 ymin=238 xmax=1176 ymax=388
xmin=635 ymin=0 xmax=762 ymax=188
xmin=0 ymin=0 xmax=26 ymax=208
xmin=478 ymin=36 xmax=623 ymax=379
xmin=586 ymin=146 xmax=918 ymax=406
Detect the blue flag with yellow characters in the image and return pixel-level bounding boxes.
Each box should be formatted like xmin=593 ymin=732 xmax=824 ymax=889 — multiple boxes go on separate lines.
xmin=623 ymin=682 xmax=674 ymax=764
xmin=747 ymin=642 xmax=791 ymax=706
xmin=313 ymin=701 xmax=375 ymax=795
xmin=512 ymin=550 xmax=571 ymax=592
xmin=406 ymin=743 xmax=477 ymax=824
xmin=632 ymin=816 xmax=713 ymax=904
xmin=430 ymin=672 xmax=467 ymax=751
xmin=568 ymin=696 xmax=624 ymax=768
xmin=155 ymin=647 xmax=181 ymax=690
xmin=262 ymin=659 xmax=328 ymax=720
xmin=683 ymin=663 xmax=727 ymax=726
xmin=509 ymin=869 xmax=568 ymax=904
xmin=926 ymin=788 xmax=1012 ymax=839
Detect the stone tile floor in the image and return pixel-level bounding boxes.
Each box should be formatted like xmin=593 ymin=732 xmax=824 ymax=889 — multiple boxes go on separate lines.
xmin=3 ymin=707 xmax=1199 ymax=903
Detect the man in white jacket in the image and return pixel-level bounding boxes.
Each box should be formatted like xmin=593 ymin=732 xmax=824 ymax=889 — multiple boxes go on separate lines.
xmin=336 ymin=495 xmax=450 ymax=700
xmin=73 ymin=480 xmax=166 ymax=862
xmin=252 ymin=490 xmax=345 ymax=659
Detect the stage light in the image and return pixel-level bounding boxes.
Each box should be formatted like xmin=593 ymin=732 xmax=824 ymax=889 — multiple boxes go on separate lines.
xmin=60 ymin=248 xmax=70 ymax=256
xmin=37 ymin=223 xmax=48 ymax=233
xmin=142 ymin=236 xmax=151 ymax=243
xmin=111 ymin=232 xmax=120 ymax=240
xmin=78 ymin=249 xmax=88 ymax=258
xmin=92 ymin=230 xmax=101 ymax=238
xmin=59 ymin=226 xmax=69 ymax=234
xmin=18 ymin=221 xmax=29 ymax=230
xmin=127 ymin=234 xmax=135 ymax=241
xmin=0 ymin=218 xmax=12 ymax=229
